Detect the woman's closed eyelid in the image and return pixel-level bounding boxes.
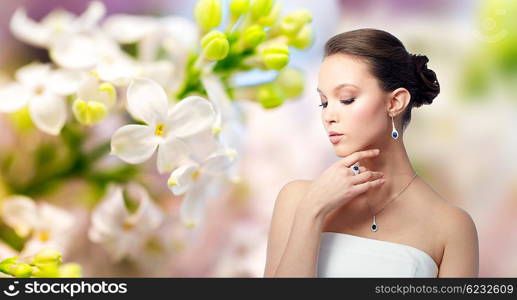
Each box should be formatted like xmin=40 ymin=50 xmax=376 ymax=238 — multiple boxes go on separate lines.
xmin=318 ymin=98 xmax=355 ymax=108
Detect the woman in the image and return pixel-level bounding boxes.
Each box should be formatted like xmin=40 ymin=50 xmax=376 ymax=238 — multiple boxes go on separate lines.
xmin=263 ymin=28 xmax=479 ymax=277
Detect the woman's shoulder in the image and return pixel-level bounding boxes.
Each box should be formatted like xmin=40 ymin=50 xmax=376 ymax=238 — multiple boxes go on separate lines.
xmin=274 ymin=180 xmax=313 ymax=210
xmin=435 ymin=202 xmax=478 ymax=240
xmin=416 ymin=179 xmax=475 ymax=229
xmin=407 ymin=179 xmax=478 ymax=269
xmin=415 ymin=179 xmax=477 ymax=248
xmin=431 ymin=197 xmax=479 ymax=275
xmin=280 ymin=179 xmax=313 ymax=194
xmin=280 ymin=179 xmax=315 ymax=200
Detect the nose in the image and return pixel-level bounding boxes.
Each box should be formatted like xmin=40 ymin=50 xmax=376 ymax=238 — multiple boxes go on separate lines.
xmin=322 ymin=102 xmax=338 ymax=125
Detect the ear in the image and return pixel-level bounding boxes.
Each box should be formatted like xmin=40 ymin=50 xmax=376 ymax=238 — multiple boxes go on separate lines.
xmin=386 ymin=87 xmax=411 ymax=117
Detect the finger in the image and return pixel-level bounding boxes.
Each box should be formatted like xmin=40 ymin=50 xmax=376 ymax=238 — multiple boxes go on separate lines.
xmin=345 ymin=165 xmax=369 ymax=177
xmin=350 ymin=170 xmax=384 ymax=185
xmin=350 ymin=178 xmax=385 ymax=196
xmin=341 ymin=149 xmax=380 ymax=167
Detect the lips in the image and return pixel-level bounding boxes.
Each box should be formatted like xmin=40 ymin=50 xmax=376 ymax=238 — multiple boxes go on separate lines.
xmin=328 ymin=130 xmax=343 ymax=136
xmin=328 ymin=131 xmax=344 ymax=144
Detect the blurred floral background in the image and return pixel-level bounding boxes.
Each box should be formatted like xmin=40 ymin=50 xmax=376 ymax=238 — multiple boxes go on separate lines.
xmin=0 ymin=0 xmax=516 ymax=277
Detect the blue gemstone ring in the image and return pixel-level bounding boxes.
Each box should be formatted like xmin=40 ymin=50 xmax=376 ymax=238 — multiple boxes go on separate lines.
xmin=350 ymin=165 xmax=360 ymax=175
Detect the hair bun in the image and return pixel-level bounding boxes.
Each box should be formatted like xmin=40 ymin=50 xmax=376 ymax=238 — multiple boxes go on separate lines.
xmin=410 ymin=54 xmax=440 ymax=107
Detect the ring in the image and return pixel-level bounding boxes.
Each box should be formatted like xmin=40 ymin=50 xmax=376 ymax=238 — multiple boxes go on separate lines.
xmin=350 ymin=165 xmax=360 ymax=175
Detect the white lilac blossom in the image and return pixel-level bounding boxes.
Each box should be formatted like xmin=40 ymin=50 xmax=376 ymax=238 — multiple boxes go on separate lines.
xmin=0 ymin=0 xmax=314 ymax=270
xmin=168 ymin=147 xmax=236 ymax=227
xmin=0 ymin=196 xmax=75 ymax=257
xmin=200 ymin=74 xmax=246 ymax=182
xmin=102 ymin=14 xmax=199 ymax=61
xmin=11 ymin=2 xmax=139 ymax=82
xmin=0 ymin=63 xmax=81 ymax=135
xmin=10 ymin=1 xmax=109 ymax=70
xmin=101 ymin=14 xmax=198 ymax=89
xmin=110 ymin=78 xmax=216 ymax=174
xmin=9 ymin=1 xmax=105 ymax=49
xmin=88 ymin=183 xmax=164 ymax=262
xmin=51 ymin=32 xmax=121 ymax=70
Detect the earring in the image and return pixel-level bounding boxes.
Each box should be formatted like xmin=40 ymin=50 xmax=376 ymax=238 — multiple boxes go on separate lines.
xmin=391 ymin=115 xmax=399 ymax=139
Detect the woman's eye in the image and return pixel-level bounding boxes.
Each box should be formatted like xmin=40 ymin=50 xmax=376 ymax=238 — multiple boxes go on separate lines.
xmin=340 ymin=98 xmax=355 ymax=104
xmin=318 ymin=98 xmax=355 ymax=108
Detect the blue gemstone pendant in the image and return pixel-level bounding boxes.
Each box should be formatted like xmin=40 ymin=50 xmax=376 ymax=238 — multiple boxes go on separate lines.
xmin=391 ymin=116 xmax=399 ymax=140
xmin=371 ymin=215 xmax=378 ymax=232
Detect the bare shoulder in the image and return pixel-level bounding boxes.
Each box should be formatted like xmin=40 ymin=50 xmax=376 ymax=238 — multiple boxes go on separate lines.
xmin=279 ymin=179 xmax=312 ymax=199
xmin=422 ymin=187 xmax=479 ymax=276
xmin=435 ymin=202 xmax=479 ymax=276
xmin=437 ymin=202 xmax=478 ymax=242
xmin=273 ymin=179 xmax=313 ymax=218
xmin=271 ymin=179 xmax=314 ymax=223
xmin=408 ymin=179 xmax=478 ymax=271
xmin=413 ymin=180 xmax=476 ymax=233
xmin=417 ymin=181 xmax=478 ymax=242
xmin=263 ymin=179 xmax=313 ymax=276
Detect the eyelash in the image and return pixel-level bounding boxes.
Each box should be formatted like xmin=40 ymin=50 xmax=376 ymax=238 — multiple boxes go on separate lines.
xmin=318 ymin=98 xmax=355 ymax=108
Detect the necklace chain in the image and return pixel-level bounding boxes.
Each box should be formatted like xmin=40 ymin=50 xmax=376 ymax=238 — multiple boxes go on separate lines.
xmin=366 ymin=172 xmax=418 ymax=227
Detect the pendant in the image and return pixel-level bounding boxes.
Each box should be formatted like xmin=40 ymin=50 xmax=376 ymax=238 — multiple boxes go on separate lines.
xmin=391 ymin=128 xmax=399 ymax=139
xmin=371 ymin=215 xmax=378 ymax=232
xmin=391 ymin=116 xmax=399 ymax=140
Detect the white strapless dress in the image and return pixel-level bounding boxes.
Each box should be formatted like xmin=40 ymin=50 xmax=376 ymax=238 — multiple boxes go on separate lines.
xmin=317 ymin=232 xmax=439 ymax=277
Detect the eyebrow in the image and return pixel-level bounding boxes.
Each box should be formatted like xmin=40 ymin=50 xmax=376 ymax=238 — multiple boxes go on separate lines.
xmin=316 ymin=83 xmax=359 ymax=96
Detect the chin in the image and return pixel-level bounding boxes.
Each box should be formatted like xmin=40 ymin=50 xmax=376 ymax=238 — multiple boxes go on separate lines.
xmin=333 ymin=140 xmax=372 ymax=158
xmin=333 ymin=144 xmax=355 ymax=158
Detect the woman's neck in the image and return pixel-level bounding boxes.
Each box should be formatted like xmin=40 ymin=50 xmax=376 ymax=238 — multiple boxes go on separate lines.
xmin=355 ymin=136 xmax=417 ymax=214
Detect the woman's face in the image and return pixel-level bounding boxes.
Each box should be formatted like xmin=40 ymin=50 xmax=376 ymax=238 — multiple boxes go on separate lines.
xmin=317 ymin=53 xmax=391 ymax=157
xmin=318 ymin=53 xmax=392 ymax=157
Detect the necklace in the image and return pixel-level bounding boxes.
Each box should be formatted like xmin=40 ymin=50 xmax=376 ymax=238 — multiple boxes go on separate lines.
xmin=366 ymin=172 xmax=418 ymax=232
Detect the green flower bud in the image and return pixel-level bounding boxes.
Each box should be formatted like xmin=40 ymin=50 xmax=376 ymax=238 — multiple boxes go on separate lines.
xmin=32 ymin=264 xmax=59 ymax=278
xmin=258 ymin=83 xmax=284 ymax=109
xmin=280 ymin=9 xmax=312 ymax=36
xmin=0 ymin=257 xmax=19 ymax=275
xmin=0 ymin=257 xmax=33 ymax=278
xmin=201 ymin=30 xmax=230 ymax=60
xmin=276 ymin=67 xmax=304 ymax=99
xmin=8 ymin=263 xmax=33 ymax=278
xmin=256 ymin=1 xmax=282 ymax=27
xmin=288 ymin=24 xmax=314 ymax=50
xmin=242 ymin=25 xmax=266 ymax=49
xmin=72 ymin=99 xmax=108 ymax=125
xmin=250 ymin=0 xmax=274 ymax=20
xmin=194 ymin=0 xmax=222 ymax=31
xmin=261 ymin=42 xmax=289 ymax=70
xmin=31 ymin=248 xmax=62 ymax=268
xmin=58 ymin=263 xmax=82 ymax=278
xmin=230 ymin=0 xmax=249 ymax=19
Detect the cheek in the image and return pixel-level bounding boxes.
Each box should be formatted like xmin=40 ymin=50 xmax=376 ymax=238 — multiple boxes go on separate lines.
xmin=349 ymin=98 xmax=386 ymax=137
xmin=351 ymin=99 xmax=377 ymax=123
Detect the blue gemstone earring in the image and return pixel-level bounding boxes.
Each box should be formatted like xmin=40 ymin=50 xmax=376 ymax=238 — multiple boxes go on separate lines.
xmin=391 ymin=115 xmax=399 ymax=139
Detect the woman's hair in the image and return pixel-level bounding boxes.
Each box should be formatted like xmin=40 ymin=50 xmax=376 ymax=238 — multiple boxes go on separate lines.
xmin=323 ymin=28 xmax=440 ymax=131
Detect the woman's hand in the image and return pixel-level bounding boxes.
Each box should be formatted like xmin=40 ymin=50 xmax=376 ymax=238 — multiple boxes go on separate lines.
xmin=301 ymin=148 xmax=385 ymax=218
